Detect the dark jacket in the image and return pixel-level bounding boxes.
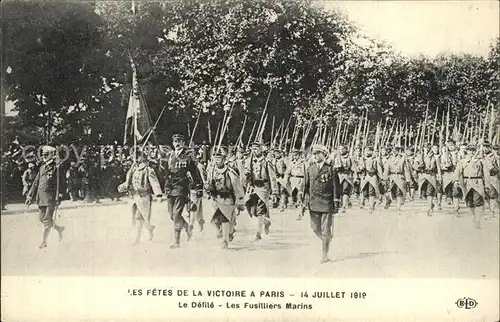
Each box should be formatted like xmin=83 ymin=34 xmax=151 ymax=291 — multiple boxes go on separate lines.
xmin=302 ymin=162 xmax=341 ymax=214
xmin=27 ymin=159 xmax=63 ymax=207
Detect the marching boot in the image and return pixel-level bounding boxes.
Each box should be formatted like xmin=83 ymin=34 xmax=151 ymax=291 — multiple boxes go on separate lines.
xmin=437 ymin=193 xmax=443 ymax=210
xmin=198 ymin=218 xmax=205 ymax=232
xmin=53 ymin=224 xmax=65 ymax=242
xmin=222 ymin=222 xmax=230 ymax=249
xmin=384 ymin=194 xmax=392 ymax=209
xmin=359 ymin=195 xmax=365 ymax=209
xmin=472 ymin=208 xmax=481 ymax=229
xmin=453 ymin=198 xmax=461 ymax=217
xmin=132 ymin=220 xmax=143 ymax=246
xmin=216 ymin=225 xmax=223 ymax=239
xmin=410 ymin=188 xmax=416 ymax=201
xmin=369 ymin=196 xmax=376 ymax=214
xmin=256 ymin=217 xmax=264 ymax=240
xmin=426 ymin=196 xmax=434 ymax=216
xmin=264 ymin=217 xmax=271 ymax=235
xmin=170 ymin=230 xmax=181 ymax=248
xmin=228 ymin=223 xmax=235 ymax=242
xmin=320 ymin=238 xmax=331 ymax=264
xmin=148 ymin=225 xmax=155 ymax=241
xmin=39 ymin=226 xmax=51 ymax=249
xmin=396 ymin=196 xmax=403 ymax=214
xmin=187 ymin=224 xmax=194 ymax=241
xmin=446 ymin=197 xmax=452 ymax=206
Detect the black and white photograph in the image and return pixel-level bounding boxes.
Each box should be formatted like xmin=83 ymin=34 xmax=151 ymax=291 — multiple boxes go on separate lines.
xmin=1 ymin=0 xmax=499 ymax=320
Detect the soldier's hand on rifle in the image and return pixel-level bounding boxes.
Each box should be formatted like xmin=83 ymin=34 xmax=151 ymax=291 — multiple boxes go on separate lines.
xmin=272 ymin=194 xmax=278 ymax=205
xmin=237 ymin=205 xmax=245 ymax=212
xmin=196 ymin=189 xmax=203 ymax=198
xmin=25 ymin=197 xmax=32 ymax=207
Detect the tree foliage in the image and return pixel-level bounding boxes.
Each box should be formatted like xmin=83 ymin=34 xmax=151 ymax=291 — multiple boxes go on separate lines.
xmin=2 ymin=0 xmax=499 ymax=146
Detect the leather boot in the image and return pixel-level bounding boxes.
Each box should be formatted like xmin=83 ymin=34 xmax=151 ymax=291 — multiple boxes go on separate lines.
xmin=170 ymin=230 xmax=181 ymax=248
xmin=53 ymin=224 xmax=65 ymax=242
xmin=453 ymin=198 xmax=461 ymax=216
xmin=39 ymin=226 xmax=51 ymax=249
xmin=426 ymin=196 xmax=434 ymax=216
xmin=321 ymin=238 xmax=331 ymax=264
xmin=222 ymin=222 xmax=230 ymax=248
xmin=437 ymin=193 xmax=443 ymax=210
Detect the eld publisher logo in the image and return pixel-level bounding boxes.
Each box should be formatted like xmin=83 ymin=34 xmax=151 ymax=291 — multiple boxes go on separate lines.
xmin=455 ymin=297 xmax=478 ymax=310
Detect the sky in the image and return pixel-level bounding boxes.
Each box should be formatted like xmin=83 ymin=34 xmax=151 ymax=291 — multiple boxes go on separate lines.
xmin=4 ymin=1 xmax=499 ymax=115
xmin=319 ymin=0 xmax=499 ymax=57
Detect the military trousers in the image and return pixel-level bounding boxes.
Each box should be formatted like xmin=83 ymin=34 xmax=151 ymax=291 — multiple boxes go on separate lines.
xmin=38 ymin=205 xmax=56 ymax=228
xmin=309 ymin=211 xmax=333 ymax=241
xmin=167 ymin=195 xmax=189 ymax=232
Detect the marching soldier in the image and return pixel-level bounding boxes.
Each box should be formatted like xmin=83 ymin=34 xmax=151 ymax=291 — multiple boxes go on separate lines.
xmin=25 ymin=146 xmax=65 ymax=249
xmin=439 ymin=145 xmax=459 ymax=209
xmin=243 ymin=142 xmax=278 ymax=241
xmin=483 ymin=142 xmax=499 ymax=218
xmin=274 ymin=149 xmax=290 ymax=212
xmin=162 ymin=134 xmax=204 ymax=248
xmin=302 ymin=144 xmax=341 ymax=263
xmin=455 ymin=145 xmax=490 ymax=228
xmin=358 ymin=146 xmax=383 ymax=213
xmin=206 ymin=150 xmax=246 ymax=248
xmin=333 ymin=145 xmax=356 ymax=213
xmin=383 ymin=146 xmax=411 ymax=213
xmin=22 ymin=163 xmax=37 ymax=197
xmin=405 ymin=147 xmax=418 ymax=201
xmin=379 ymin=146 xmax=392 ymax=207
xmin=189 ymin=147 xmax=206 ymax=232
xmin=118 ymin=151 xmax=163 ymax=245
xmin=284 ymin=149 xmax=306 ymax=210
xmin=415 ymin=143 xmax=442 ymax=216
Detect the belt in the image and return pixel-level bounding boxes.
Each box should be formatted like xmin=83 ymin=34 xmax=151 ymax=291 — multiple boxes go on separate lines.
xmin=215 ymin=191 xmax=234 ymax=199
xmin=291 ymin=175 xmax=304 ymax=178
xmin=390 ymin=172 xmax=404 ymax=175
xmin=463 ymin=176 xmax=482 ymax=179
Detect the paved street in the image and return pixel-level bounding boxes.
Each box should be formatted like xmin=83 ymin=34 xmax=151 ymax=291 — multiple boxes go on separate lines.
xmin=1 ymin=198 xmax=498 ymax=278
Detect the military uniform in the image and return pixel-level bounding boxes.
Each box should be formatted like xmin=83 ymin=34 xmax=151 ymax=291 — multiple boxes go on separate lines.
xmin=65 ymin=162 xmax=80 ymax=201
xmin=333 ymin=147 xmax=356 ymax=213
xmin=274 ymin=151 xmax=289 ymax=211
xmin=455 ymin=146 xmax=490 ymax=228
xmin=302 ymin=144 xmax=341 ymax=263
xmin=284 ymin=151 xmax=306 ymax=208
xmin=119 ymin=159 xmax=163 ymax=244
xmin=383 ymin=148 xmax=411 ymax=212
xmin=26 ymin=146 xmax=65 ymax=249
xmin=415 ymin=148 xmax=442 ymax=215
xmin=162 ymin=137 xmax=203 ymax=248
xmin=483 ymin=144 xmax=499 ymax=217
xmin=207 ymin=152 xmax=246 ymax=248
xmin=358 ymin=148 xmax=383 ymax=213
xmin=243 ymin=142 xmax=278 ymax=240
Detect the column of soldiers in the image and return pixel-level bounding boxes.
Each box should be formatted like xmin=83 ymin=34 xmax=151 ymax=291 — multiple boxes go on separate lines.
xmin=22 ymin=134 xmax=499 ymax=261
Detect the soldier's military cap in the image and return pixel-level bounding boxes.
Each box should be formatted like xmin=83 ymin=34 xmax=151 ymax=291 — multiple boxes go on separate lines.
xmin=172 ymin=134 xmax=185 ymax=141
xmin=408 ymin=147 xmax=415 ymax=152
xmin=394 ymin=145 xmax=403 ymax=151
xmin=312 ymin=144 xmax=328 ymax=155
xmin=466 ymin=145 xmax=476 ymax=151
xmin=28 ymin=163 xmax=35 ymax=168
xmin=251 ymin=141 xmax=262 ymax=147
xmin=365 ymin=146 xmax=374 ymax=151
xmin=493 ymin=145 xmax=500 ymax=151
xmin=483 ymin=141 xmax=491 ymax=148
xmin=213 ymin=149 xmax=227 ymax=158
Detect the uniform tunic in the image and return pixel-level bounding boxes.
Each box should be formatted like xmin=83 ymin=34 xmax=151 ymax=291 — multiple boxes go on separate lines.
xmin=162 ymin=149 xmax=203 ymax=231
xmin=334 ymin=154 xmax=355 ymax=194
xmin=483 ymin=152 xmax=500 ymax=200
xmin=207 ymin=165 xmax=245 ymax=223
xmin=123 ymin=163 xmax=163 ymax=223
xmin=22 ymin=168 xmax=37 ymax=196
xmin=383 ymin=156 xmax=411 ymax=197
xmin=302 ymin=162 xmax=341 ymax=240
xmin=243 ymin=154 xmax=278 ymax=217
xmin=439 ymin=151 xmax=458 ymax=195
xmin=285 ymin=159 xmax=306 ymax=194
xmin=417 ymin=152 xmax=441 ymax=197
xmin=455 ymin=156 xmax=490 ymax=207
xmin=27 ymin=159 xmax=62 ymax=227
xmin=358 ymin=156 xmax=383 ymax=198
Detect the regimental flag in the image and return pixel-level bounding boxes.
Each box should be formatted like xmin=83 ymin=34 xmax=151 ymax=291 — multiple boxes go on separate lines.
xmin=123 ymin=58 xmax=153 ymax=146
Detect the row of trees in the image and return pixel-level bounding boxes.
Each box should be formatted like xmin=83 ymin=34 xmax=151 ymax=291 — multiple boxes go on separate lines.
xmin=2 ymin=0 xmax=499 ymax=147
